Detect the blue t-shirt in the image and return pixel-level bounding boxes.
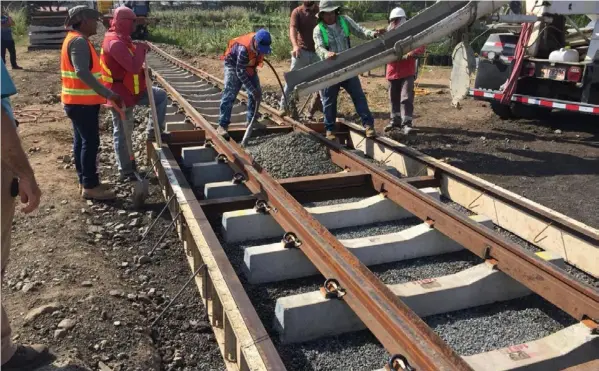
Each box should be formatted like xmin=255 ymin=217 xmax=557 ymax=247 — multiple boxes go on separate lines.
xmin=1 ymin=16 xmax=14 ymax=41
xmin=1 ymin=60 xmax=17 ymax=121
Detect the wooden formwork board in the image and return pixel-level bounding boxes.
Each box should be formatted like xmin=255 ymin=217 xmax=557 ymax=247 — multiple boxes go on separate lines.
xmin=147 ymin=144 xmax=285 ymax=371
xmin=346 ymin=127 xmax=599 ymax=278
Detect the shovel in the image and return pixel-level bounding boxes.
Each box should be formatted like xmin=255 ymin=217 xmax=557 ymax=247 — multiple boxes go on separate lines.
xmin=112 ymin=103 xmax=149 ymax=208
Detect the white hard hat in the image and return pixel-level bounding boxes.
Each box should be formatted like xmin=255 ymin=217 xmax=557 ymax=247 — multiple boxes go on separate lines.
xmin=389 ymin=7 xmax=406 ymax=21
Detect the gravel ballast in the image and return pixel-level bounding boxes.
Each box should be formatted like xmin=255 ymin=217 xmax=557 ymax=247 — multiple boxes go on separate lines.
xmin=245 ymin=132 xmax=341 ymax=179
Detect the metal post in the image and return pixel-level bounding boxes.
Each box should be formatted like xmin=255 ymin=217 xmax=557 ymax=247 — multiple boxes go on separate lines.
xmin=140 ymin=194 xmax=175 ymax=242
xmin=147 ymin=210 xmax=182 ymax=256
xmin=151 ymin=263 xmax=206 ymax=327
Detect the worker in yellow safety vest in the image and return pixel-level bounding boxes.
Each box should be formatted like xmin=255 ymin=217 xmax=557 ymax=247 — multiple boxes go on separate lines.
xmin=313 ymin=0 xmax=384 ymax=140
xmin=61 ymin=5 xmax=122 ymax=200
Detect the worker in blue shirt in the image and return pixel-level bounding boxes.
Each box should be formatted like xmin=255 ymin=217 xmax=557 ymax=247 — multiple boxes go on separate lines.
xmin=1 ymin=9 xmax=22 ymax=69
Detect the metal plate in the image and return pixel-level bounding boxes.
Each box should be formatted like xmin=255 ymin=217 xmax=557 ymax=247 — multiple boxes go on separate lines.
xmin=450 ymin=41 xmax=476 ymax=107
xmin=541 ymin=67 xmax=566 ymax=80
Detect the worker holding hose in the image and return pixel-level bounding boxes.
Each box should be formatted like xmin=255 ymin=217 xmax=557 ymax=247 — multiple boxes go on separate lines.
xmin=100 ymin=6 xmax=168 ymax=182
xmin=384 ymin=7 xmax=425 ymax=135
xmin=61 ymin=6 xmax=121 ymax=200
xmin=313 ymin=0 xmax=384 ymax=140
xmin=218 ymin=29 xmax=272 ymax=138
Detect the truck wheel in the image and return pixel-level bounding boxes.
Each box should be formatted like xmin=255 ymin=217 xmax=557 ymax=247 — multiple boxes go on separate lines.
xmin=511 ymin=103 xmax=551 ymax=120
xmin=490 ymin=101 xmax=513 ymax=119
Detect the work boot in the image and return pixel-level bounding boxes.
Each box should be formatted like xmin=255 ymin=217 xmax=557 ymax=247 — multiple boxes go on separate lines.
xmin=217 ymin=126 xmax=230 ymax=139
xmin=401 ymin=119 xmax=413 ymax=135
xmin=82 ymin=185 xmax=116 ymax=201
xmin=384 ymin=117 xmax=403 ymax=132
xmin=1 ymin=344 xmax=55 ymax=371
xmin=325 ymin=130 xmax=336 ymax=140
xmin=12 ymin=65 xmax=23 ymax=70
xmin=364 ymin=125 xmax=376 ymax=138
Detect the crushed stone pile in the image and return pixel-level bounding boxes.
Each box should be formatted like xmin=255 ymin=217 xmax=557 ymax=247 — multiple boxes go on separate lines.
xmin=246 ymin=132 xmax=341 ymax=179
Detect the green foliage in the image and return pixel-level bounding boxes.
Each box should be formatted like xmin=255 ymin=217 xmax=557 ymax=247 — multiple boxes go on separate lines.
xmin=344 ymin=1 xmax=371 ymax=22
xmin=150 ymin=8 xmax=291 ymax=60
xmin=6 ymin=7 xmax=28 ymax=42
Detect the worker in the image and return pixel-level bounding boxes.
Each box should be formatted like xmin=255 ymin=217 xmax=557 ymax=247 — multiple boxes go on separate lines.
xmin=313 ymin=0 xmax=383 ymax=140
xmin=279 ymin=1 xmax=323 ymax=119
xmin=384 ymin=7 xmax=425 ymax=134
xmin=1 ymin=9 xmax=22 ymax=70
xmin=218 ymin=29 xmax=272 ymax=138
xmin=100 ymin=6 xmax=167 ymax=181
xmin=61 ymin=6 xmax=121 ymax=200
xmin=1 ymin=61 xmax=52 ymax=370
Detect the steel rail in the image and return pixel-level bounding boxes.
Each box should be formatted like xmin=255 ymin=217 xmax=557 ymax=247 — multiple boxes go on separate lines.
xmin=150 ymin=53 xmax=472 ymax=370
xmin=148 ymin=44 xmax=599 ymax=326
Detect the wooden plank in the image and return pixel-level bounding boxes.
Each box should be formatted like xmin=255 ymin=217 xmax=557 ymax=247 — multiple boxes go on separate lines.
xmin=404 ymin=175 xmax=441 ymax=189
xmin=278 ymin=171 xmax=370 ymax=191
xmin=29 ymin=33 xmax=67 ymax=42
xmin=199 ymin=195 xmax=257 ymax=215
xmin=29 ymin=25 xmax=69 ymax=32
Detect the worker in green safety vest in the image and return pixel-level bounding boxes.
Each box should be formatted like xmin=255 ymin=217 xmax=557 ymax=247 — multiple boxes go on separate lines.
xmin=313 ymin=0 xmax=385 ymax=140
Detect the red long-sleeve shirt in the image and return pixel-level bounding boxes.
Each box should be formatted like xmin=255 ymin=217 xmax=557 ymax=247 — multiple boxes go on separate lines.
xmin=386 ymin=46 xmax=426 ymax=81
xmin=104 ymin=37 xmax=147 ymax=106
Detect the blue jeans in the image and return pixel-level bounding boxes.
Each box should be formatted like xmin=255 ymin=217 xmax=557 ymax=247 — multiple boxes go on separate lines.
xmin=64 ymin=104 xmax=100 ymax=189
xmin=111 ymin=87 xmax=167 ymax=175
xmin=219 ymin=66 xmax=261 ymax=128
xmin=321 ymin=76 xmax=374 ymax=132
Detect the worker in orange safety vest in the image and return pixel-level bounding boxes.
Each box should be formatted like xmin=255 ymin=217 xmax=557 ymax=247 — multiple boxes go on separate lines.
xmin=61 ymin=5 xmax=121 ymax=200
xmin=100 ymin=6 xmax=167 ymax=182
xmin=217 ymin=29 xmax=272 ymax=138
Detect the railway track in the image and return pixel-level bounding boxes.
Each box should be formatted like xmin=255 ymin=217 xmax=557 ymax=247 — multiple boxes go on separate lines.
xmin=143 ymin=43 xmax=599 ymax=371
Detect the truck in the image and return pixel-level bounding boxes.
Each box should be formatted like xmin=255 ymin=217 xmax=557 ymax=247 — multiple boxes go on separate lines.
xmin=471 ymin=2 xmax=599 ymax=118
xmin=284 ymin=1 xmax=599 ymax=120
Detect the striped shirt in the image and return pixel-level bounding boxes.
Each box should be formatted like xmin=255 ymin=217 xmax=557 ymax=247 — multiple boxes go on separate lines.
xmin=224 ymin=44 xmax=260 ymax=97
xmin=313 ymin=15 xmax=376 ymax=61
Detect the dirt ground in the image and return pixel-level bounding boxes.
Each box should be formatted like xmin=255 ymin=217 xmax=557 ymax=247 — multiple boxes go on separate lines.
xmin=184 ymin=52 xmax=599 ymax=229
xmin=3 ymin=47 xmax=223 ymax=370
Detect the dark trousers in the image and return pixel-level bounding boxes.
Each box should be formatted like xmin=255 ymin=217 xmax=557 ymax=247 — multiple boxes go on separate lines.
xmin=389 ymin=77 xmax=415 ymax=121
xmin=1 ymin=40 xmax=17 ymax=68
xmin=64 ymin=104 xmax=100 ymax=189
xmin=321 ymin=76 xmax=374 ymax=132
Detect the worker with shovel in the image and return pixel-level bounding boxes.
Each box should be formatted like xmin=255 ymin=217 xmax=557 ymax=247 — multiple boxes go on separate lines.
xmin=313 ymin=0 xmax=384 ymax=140
xmin=61 ymin=5 xmax=122 ymax=200
xmin=384 ymin=7 xmax=425 ymax=135
xmin=218 ymin=29 xmax=272 ymax=138
xmin=100 ymin=6 xmax=167 ymax=182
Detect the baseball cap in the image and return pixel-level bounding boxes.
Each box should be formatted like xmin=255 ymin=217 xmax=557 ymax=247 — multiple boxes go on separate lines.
xmin=255 ymin=29 xmax=272 ymax=55
xmin=65 ymin=5 xmax=102 ymax=26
